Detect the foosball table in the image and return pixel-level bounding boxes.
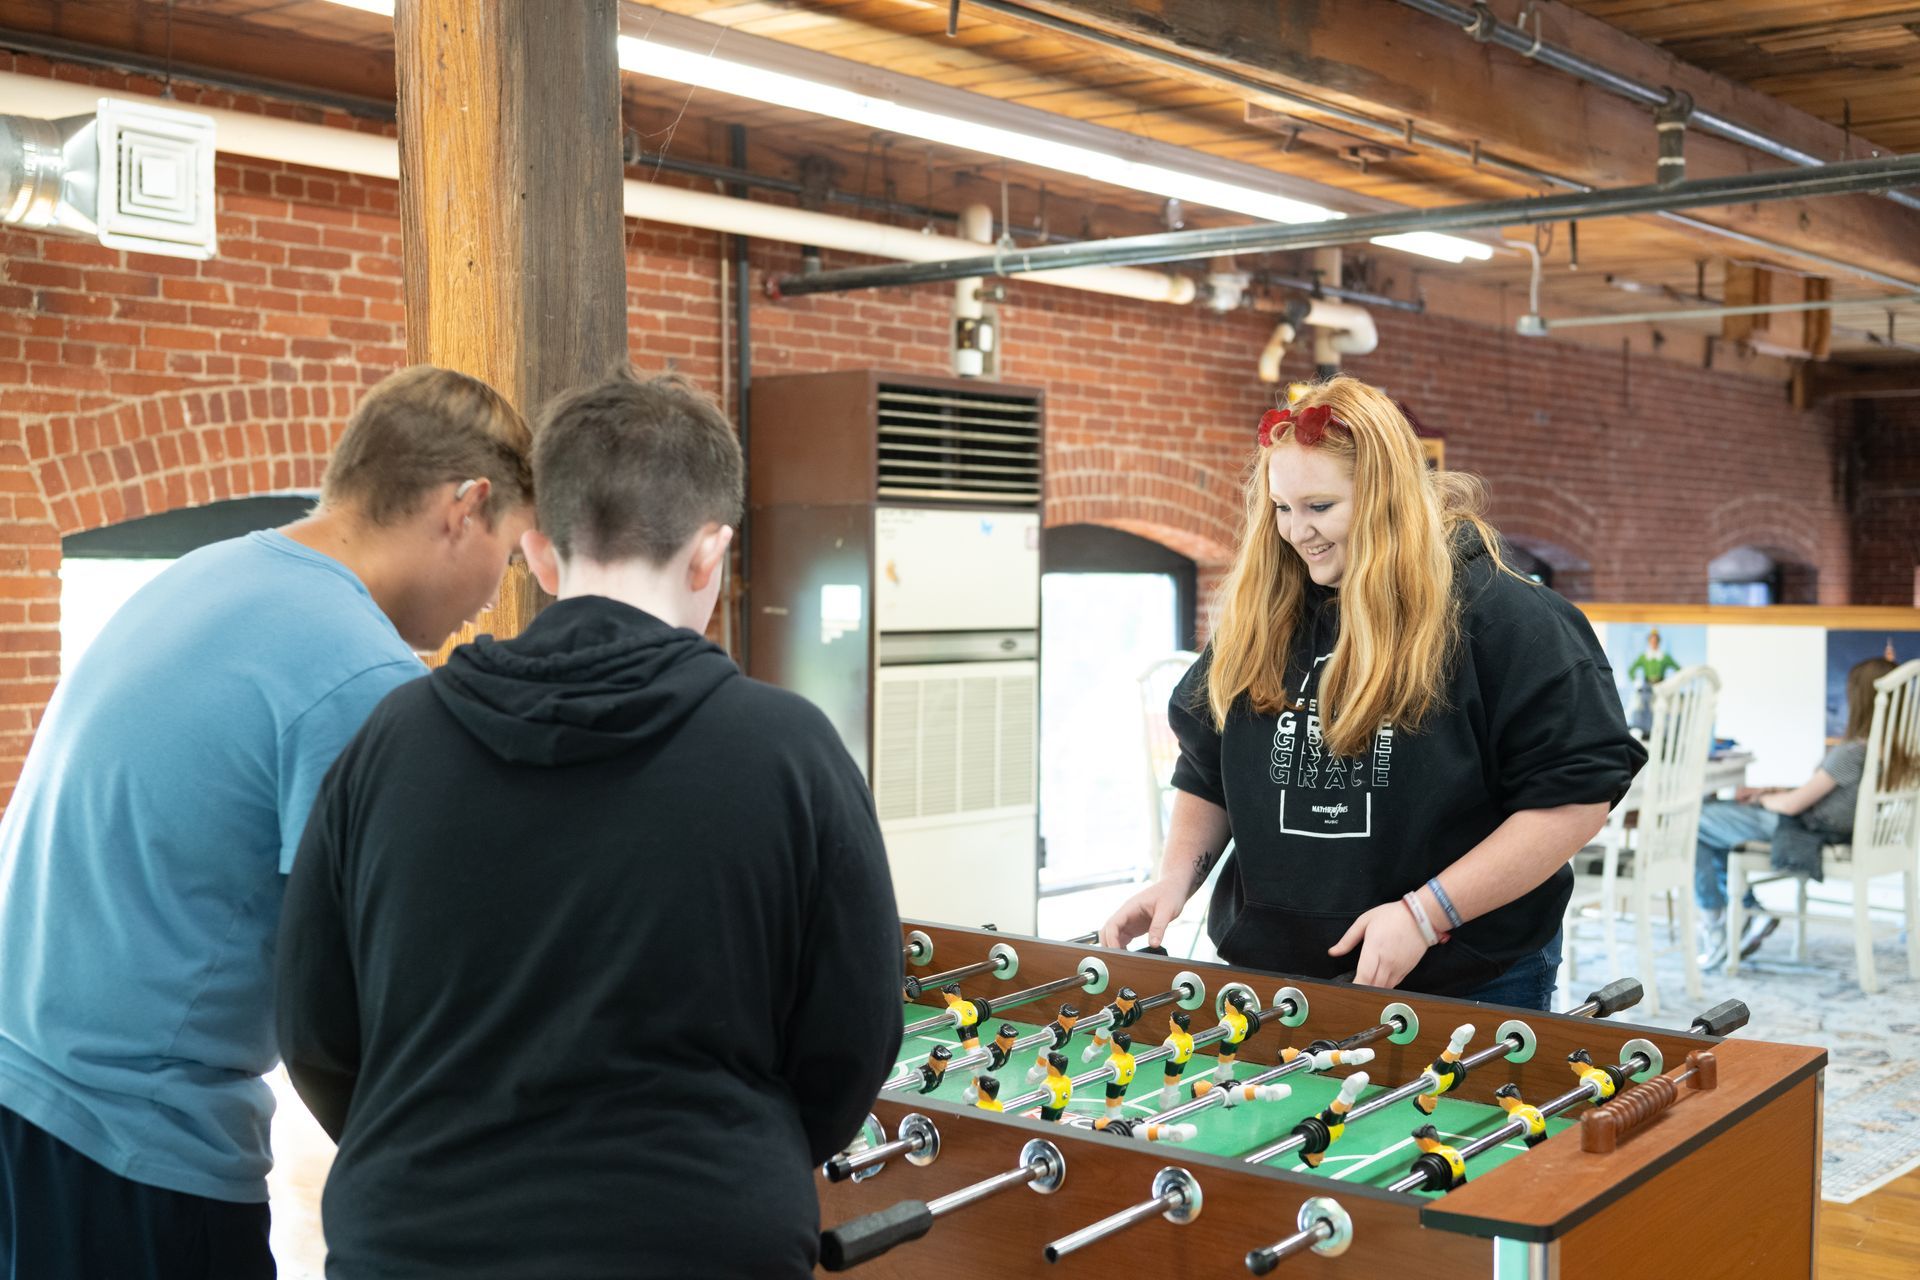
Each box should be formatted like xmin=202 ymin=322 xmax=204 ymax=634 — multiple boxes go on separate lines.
xmin=818 ymin=922 xmax=1826 ymax=1278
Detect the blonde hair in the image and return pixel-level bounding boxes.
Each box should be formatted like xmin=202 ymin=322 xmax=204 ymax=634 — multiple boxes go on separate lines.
xmin=1206 ymin=375 xmax=1509 ymax=756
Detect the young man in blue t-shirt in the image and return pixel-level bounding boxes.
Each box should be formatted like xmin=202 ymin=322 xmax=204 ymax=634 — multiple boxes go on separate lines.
xmin=0 ymin=365 xmax=534 ymax=1279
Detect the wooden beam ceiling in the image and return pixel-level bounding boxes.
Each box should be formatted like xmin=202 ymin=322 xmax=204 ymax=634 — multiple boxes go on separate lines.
xmin=1008 ymin=0 xmax=1920 ymax=286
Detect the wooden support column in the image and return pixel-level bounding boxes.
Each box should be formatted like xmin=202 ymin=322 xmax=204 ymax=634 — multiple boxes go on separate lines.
xmin=395 ymin=0 xmax=628 ymax=650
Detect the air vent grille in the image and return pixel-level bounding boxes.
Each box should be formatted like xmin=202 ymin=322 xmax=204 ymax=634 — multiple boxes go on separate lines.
xmin=874 ymin=665 xmax=1038 ymax=821
xmin=877 ymin=384 xmax=1041 ymax=505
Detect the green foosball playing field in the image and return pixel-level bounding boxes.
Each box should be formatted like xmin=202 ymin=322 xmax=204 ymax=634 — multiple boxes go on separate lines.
xmin=893 ymin=1003 xmax=1572 ymax=1197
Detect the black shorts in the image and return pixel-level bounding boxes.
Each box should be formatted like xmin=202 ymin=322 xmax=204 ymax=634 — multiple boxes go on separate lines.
xmin=0 ymin=1104 xmax=274 ymax=1280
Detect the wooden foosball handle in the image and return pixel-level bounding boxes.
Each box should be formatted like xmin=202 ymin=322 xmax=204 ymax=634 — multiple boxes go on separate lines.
xmin=1581 ymin=1051 xmax=1716 ymax=1154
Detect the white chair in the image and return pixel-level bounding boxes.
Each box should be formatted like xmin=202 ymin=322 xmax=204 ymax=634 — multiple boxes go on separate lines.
xmin=1565 ymin=665 xmax=1720 ymax=1016
xmin=1727 ymin=658 xmax=1920 ymax=993
xmin=1137 ymin=652 xmax=1199 ymax=876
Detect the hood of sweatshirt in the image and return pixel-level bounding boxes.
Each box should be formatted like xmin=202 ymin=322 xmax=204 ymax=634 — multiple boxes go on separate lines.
xmin=430 ymin=594 xmax=737 ymax=766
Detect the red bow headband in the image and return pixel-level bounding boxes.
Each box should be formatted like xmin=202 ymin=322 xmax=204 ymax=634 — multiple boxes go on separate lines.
xmin=1257 ymin=403 xmax=1347 ymax=449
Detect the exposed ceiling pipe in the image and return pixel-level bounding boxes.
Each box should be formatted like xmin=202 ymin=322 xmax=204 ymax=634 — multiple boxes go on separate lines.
xmin=1529 ymin=294 xmax=1920 ymax=334
xmin=0 ymin=71 xmax=1195 ymax=308
xmin=953 ymin=203 xmax=996 ymax=377
xmin=966 ymin=0 xmax=1920 ymax=293
xmin=1392 ymin=0 xmax=1920 ymax=212
xmin=769 ymin=152 xmax=1920 ymax=296
xmin=1303 ymin=298 xmax=1378 ymax=357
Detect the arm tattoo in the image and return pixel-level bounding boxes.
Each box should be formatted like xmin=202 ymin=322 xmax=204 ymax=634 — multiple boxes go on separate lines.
xmin=1187 ymin=848 xmax=1219 ymax=896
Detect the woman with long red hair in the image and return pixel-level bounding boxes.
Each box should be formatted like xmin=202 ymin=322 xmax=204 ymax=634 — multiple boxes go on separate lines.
xmin=1100 ymin=375 xmax=1645 ymax=1009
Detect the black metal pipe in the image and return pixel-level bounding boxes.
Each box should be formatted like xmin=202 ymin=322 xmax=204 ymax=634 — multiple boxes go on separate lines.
xmin=1257 ymin=271 xmax=1424 ymax=314
xmin=771 ymin=152 xmax=1920 ymax=297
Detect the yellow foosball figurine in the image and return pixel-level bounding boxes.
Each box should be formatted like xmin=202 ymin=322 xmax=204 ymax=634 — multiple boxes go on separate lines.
xmin=1569 ymin=1048 xmax=1622 ymax=1102
xmin=1081 ymin=988 xmax=1139 ymax=1063
xmin=1494 ymin=1083 xmax=1548 ymax=1147
xmin=971 ymin=1073 xmax=1003 ymax=1113
xmin=1294 ymin=1072 xmax=1368 ymax=1168
xmin=1039 ymin=1051 xmax=1073 ymax=1122
xmin=1413 ymin=1023 xmax=1475 ymax=1116
xmin=941 ymin=983 xmax=982 ymax=1052
xmin=1214 ymin=988 xmax=1253 ymax=1083
xmin=1104 ymin=1032 xmax=1137 ymax=1121
xmin=1159 ymin=1011 xmax=1196 ymax=1107
xmin=1410 ymin=1123 xmax=1468 ymax=1191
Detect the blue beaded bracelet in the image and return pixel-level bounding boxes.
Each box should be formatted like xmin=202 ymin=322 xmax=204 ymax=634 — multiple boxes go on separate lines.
xmin=1427 ymin=877 xmax=1465 ymax=931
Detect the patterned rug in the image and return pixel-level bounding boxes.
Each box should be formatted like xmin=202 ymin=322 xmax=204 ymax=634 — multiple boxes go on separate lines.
xmin=1560 ymin=913 xmax=1920 ymax=1204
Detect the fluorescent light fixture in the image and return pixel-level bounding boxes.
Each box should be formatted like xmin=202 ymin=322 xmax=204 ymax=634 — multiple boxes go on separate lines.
xmin=616 ymin=35 xmax=1339 ymax=227
xmin=1370 ymin=231 xmax=1494 ymax=263
xmin=318 ymin=0 xmax=1492 ymax=264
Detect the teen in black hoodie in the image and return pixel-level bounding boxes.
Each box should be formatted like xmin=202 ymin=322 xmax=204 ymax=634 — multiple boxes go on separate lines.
xmin=276 ymin=373 xmax=902 ymax=1279
xmin=1101 ymin=377 xmax=1644 ymax=1007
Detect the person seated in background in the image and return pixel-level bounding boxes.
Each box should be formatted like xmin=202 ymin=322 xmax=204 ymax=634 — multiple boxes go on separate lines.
xmin=275 ymin=371 xmax=903 ymax=1280
xmin=1694 ymin=655 xmax=1897 ymax=966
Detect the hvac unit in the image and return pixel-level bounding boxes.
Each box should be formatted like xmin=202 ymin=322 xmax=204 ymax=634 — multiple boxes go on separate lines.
xmin=748 ymin=370 xmax=1043 ymax=933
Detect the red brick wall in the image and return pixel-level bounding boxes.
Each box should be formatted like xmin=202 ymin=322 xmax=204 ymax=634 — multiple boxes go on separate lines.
xmin=1850 ymin=398 xmax=1920 ymax=606
xmin=0 ymin=57 xmax=1876 ymax=802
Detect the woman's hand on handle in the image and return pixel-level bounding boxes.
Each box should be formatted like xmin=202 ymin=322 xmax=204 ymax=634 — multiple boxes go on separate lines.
xmin=1328 ymin=901 xmax=1430 ymax=990
xmin=1098 ymin=790 xmax=1232 ymax=950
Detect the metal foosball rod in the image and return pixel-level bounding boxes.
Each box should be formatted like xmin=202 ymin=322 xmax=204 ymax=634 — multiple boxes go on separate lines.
xmin=818 ymin=1138 xmax=1066 ymax=1271
xmin=903 ymin=942 xmax=1020 ymax=999
xmin=901 ymin=955 xmax=1110 ymax=1038
xmin=1042 ymin=1166 xmax=1201 ymax=1264
xmin=823 ymin=1113 xmax=940 ymax=1184
xmin=996 ymin=976 xmax=1244 ymax=1114
xmin=1244 ymin=1196 xmax=1354 ymax=1273
xmin=1244 ymin=1011 xmax=1551 ymax=1168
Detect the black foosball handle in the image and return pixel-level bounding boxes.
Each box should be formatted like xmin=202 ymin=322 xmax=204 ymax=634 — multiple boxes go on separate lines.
xmin=1584 ymin=978 xmax=1643 ymax=1018
xmin=1690 ymin=999 xmax=1748 ymax=1037
xmin=820 ymin=1200 xmax=935 ymax=1271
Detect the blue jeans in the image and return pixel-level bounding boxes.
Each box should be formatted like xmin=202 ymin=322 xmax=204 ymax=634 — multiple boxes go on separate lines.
xmin=1456 ymin=932 xmax=1563 ymax=1011
xmin=1694 ymin=800 xmax=1778 ymax=913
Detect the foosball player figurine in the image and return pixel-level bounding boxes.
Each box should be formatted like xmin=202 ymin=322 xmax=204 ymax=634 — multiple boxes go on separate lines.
xmin=1039 ymin=1052 xmax=1073 ymax=1123
xmin=1413 ymin=1023 xmax=1475 ymax=1115
xmin=1293 ymin=1072 xmax=1369 ymax=1168
xmin=1191 ymin=1077 xmax=1291 ymax=1109
xmin=1493 ymin=1083 xmax=1548 ymax=1147
xmin=916 ymin=1044 xmax=953 ymax=1095
xmin=1160 ymin=1011 xmax=1196 ymax=1107
xmin=1080 ymin=988 xmax=1140 ymax=1063
xmin=1214 ymin=988 xmax=1254 ymax=1083
xmin=971 ymin=1074 xmax=1003 ymax=1113
xmin=1104 ymin=1032 xmax=1137 ymax=1121
xmin=941 ymin=982 xmax=983 ymax=1052
xmin=1028 ymin=1003 xmax=1082 ymax=1081
xmin=985 ymin=1023 xmax=1021 ymax=1071
xmin=1408 ymin=1123 xmax=1469 ymax=1191
xmin=1568 ymin=1048 xmax=1626 ymax=1102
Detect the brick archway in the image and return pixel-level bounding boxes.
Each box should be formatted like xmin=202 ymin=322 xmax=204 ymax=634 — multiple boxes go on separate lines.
xmin=26 ymin=382 xmax=347 ymax=537
xmin=1044 ymin=455 xmax=1239 ymax=571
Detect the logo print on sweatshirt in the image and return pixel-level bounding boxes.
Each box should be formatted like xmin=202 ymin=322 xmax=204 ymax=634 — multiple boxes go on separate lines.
xmin=1270 ymin=653 xmax=1393 ymax=839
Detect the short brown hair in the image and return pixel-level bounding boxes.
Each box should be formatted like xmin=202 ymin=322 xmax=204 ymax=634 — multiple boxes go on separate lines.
xmin=322 ymin=365 xmax=533 ymax=525
xmin=534 ymin=371 xmax=743 ymax=566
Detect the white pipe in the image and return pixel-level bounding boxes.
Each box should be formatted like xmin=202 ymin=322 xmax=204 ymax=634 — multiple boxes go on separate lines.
xmin=954 ymin=202 xmax=993 ymax=377
xmin=1257 ymin=320 xmax=1296 ymax=383
xmin=0 ymin=71 xmax=1195 ymax=307
xmin=1300 ymin=297 xmax=1377 ymax=357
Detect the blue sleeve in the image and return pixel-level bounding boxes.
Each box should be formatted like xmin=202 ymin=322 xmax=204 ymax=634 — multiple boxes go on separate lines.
xmin=276 ymin=661 xmax=423 ymax=873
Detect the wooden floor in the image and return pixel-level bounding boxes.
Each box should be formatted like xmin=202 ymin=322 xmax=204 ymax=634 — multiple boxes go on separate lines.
xmin=1819 ymin=1165 xmax=1920 ymax=1278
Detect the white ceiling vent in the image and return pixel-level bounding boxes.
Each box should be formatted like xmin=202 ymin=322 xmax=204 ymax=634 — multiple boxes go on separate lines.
xmin=2 ymin=97 xmax=217 ymax=260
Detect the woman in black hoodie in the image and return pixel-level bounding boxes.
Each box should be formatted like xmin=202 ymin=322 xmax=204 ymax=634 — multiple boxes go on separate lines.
xmin=276 ymin=373 xmax=902 ymax=1278
xmin=1100 ymin=376 xmax=1644 ymax=1009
